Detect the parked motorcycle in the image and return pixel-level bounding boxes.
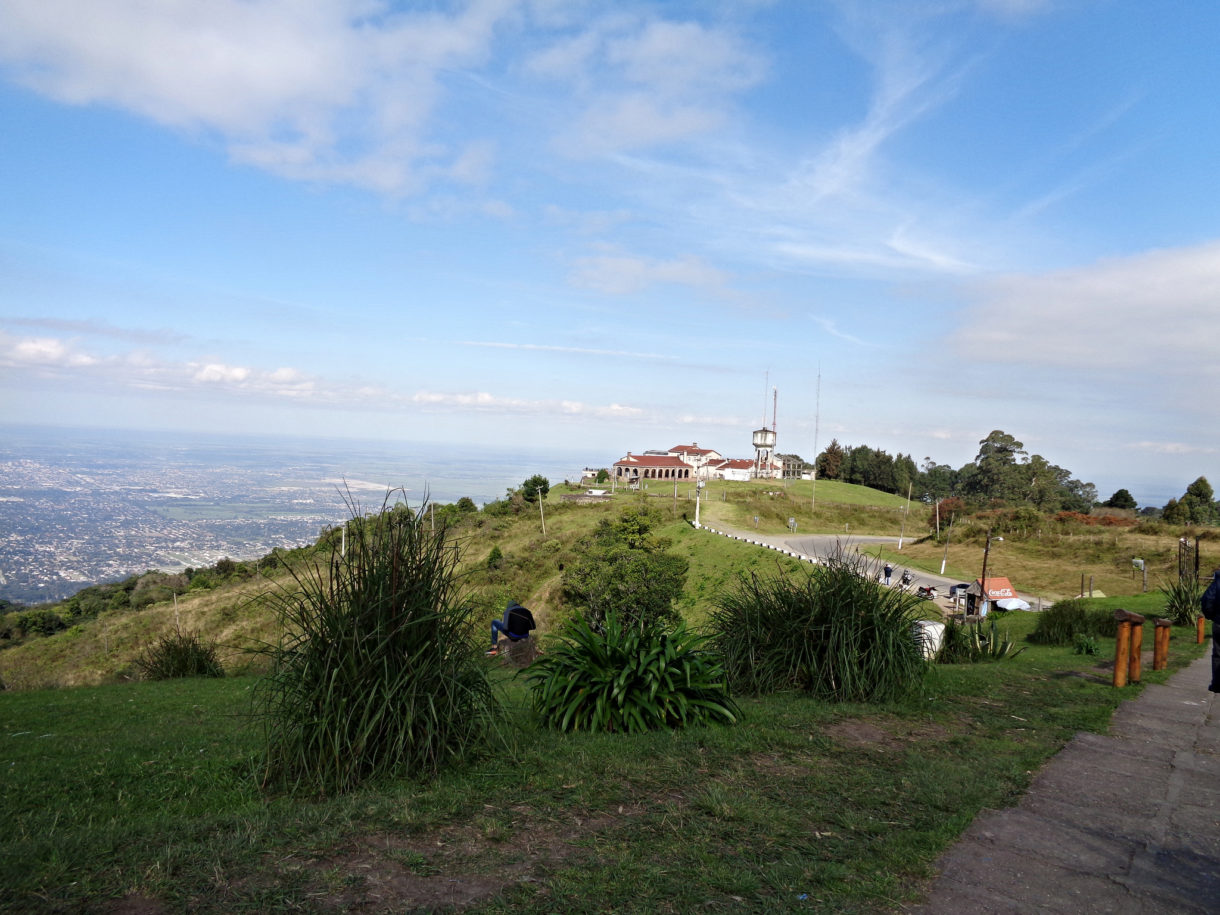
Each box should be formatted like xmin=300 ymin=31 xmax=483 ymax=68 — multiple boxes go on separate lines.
xmin=916 ymin=585 xmax=938 ymax=600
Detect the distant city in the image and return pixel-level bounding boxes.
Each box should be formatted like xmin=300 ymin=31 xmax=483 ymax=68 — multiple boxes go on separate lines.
xmin=0 ymin=425 xmax=591 ymax=605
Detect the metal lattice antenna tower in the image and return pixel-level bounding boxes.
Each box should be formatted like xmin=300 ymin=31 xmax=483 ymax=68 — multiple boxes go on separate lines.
xmin=812 ymin=365 xmax=821 ymax=510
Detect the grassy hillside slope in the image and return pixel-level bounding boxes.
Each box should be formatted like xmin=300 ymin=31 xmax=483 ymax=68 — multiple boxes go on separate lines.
xmin=0 ymin=478 xmax=1207 ymax=689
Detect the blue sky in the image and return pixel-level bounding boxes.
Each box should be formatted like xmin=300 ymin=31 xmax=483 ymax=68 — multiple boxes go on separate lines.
xmin=1 ymin=0 xmax=1217 ymax=507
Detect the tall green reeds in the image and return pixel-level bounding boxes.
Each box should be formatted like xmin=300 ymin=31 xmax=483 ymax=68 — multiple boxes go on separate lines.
xmin=707 ymin=549 xmax=928 ymax=702
xmin=251 ymin=493 xmax=498 ymax=795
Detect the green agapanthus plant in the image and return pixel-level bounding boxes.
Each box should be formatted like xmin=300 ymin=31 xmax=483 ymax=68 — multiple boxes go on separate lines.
xmin=526 ymin=613 xmax=739 ymax=734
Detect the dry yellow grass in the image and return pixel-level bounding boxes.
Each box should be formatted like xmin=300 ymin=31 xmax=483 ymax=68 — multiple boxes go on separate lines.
xmin=873 ymin=528 xmax=1197 ymax=600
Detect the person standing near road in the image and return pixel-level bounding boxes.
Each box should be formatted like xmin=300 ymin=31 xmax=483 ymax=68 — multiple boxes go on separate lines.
xmin=884 ymin=563 xmax=893 ymax=586
xmin=1202 ymin=569 xmax=1220 ymax=693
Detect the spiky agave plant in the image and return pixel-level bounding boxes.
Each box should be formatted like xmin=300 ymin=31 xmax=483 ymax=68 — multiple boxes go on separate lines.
xmin=938 ymin=617 xmax=1026 ymax=663
xmin=1160 ymin=575 xmax=1203 ymax=626
xmin=251 ymin=491 xmax=499 ymax=794
xmin=707 ymin=548 xmax=928 ymax=702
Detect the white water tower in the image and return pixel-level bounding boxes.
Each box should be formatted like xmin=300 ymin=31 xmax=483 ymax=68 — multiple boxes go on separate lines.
xmin=752 ymin=426 xmax=776 ymax=477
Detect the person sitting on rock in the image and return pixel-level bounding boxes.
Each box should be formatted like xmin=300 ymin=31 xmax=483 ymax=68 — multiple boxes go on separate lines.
xmin=487 ymin=600 xmax=535 ymax=656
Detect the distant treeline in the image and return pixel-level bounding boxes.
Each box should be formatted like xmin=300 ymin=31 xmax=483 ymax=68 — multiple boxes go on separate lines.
xmin=811 ymin=429 xmax=1096 ymax=513
xmin=812 ymin=429 xmax=1218 ymax=524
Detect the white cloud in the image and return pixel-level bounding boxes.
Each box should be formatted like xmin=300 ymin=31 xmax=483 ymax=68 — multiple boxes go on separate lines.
xmin=0 ymin=328 xmax=653 ymax=422
xmin=953 ymin=240 xmax=1220 ymax=372
xmin=809 ymin=316 xmax=873 ymax=348
xmin=5 ymin=335 xmax=97 ymax=367
xmin=0 ymin=0 xmax=514 ymax=193
xmin=570 ymin=251 xmax=728 ymax=295
xmin=605 ymin=20 xmax=765 ymax=94
xmin=1128 ymin=441 xmax=1218 ymax=456
xmin=530 ymin=14 xmax=766 ymax=156
xmin=410 ymin=389 xmax=644 ymax=419
xmin=191 ymin=363 xmax=250 ymax=384
xmin=460 ymin=340 xmax=668 ymax=360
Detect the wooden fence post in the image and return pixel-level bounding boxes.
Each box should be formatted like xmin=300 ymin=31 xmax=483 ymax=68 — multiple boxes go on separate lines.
xmin=1113 ymin=610 xmax=1145 ymax=688
xmin=1128 ymin=615 xmax=1144 ymax=684
xmin=1153 ymin=619 xmax=1171 ymax=671
xmin=1198 ymin=616 xmax=1207 ymax=645
xmin=1113 ymin=617 xmax=1131 ymax=689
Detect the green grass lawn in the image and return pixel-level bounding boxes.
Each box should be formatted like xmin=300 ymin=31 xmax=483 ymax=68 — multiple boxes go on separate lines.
xmin=2 ymin=614 xmax=1209 ymax=914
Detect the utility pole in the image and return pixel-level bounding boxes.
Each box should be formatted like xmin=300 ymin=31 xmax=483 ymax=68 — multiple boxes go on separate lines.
xmin=811 ymin=365 xmax=821 ymax=512
xmin=979 ymin=529 xmax=994 ymax=615
xmin=898 ymin=481 xmax=912 ymax=549
xmin=539 ymin=493 xmax=546 ymax=537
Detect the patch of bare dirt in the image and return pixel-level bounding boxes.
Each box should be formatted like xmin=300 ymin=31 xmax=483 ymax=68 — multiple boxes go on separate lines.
xmin=103 ymin=894 xmax=167 ymax=915
xmin=235 ymin=803 xmax=650 ymax=912
xmin=823 ymin=716 xmax=950 ymax=750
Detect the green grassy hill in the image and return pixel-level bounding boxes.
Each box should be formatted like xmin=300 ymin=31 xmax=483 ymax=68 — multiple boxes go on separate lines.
xmin=0 ymin=477 xmax=1204 ymax=689
xmin=1 ymin=479 xmax=1213 ymax=912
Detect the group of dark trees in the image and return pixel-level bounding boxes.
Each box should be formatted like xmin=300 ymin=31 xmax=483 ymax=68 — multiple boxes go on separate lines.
xmin=814 ymin=430 xmax=1220 ymax=526
xmin=817 ymin=430 xmax=1097 ymax=513
xmin=561 ymin=503 xmax=687 ymax=630
xmin=814 ymin=440 xmax=920 ymax=496
xmin=1162 ymin=477 xmax=1218 ymax=525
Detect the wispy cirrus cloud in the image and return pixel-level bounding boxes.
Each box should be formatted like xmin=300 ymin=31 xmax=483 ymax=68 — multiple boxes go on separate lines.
xmin=1128 ymin=441 xmax=1219 ymax=456
xmin=4 ymin=316 xmax=189 ymax=345
xmin=527 ymin=16 xmax=767 ymax=157
xmin=459 ymin=340 xmax=669 ymax=360
xmin=570 ymin=250 xmax=728 ymax=295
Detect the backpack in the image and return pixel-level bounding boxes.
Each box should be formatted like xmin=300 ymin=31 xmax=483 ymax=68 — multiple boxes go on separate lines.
xmin=507 ymin=604 xmax=536 ymax=637
xmin=1202 ymin=575 xmax=1220 ymax=622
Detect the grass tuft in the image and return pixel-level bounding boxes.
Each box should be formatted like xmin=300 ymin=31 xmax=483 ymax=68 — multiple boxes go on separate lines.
xmin=707 ymin=548 xmax=928 ymax=701
xmin=249 ymin=492 xmax=500 ymax=794
xmin=134 ymin=624 xmax=224 ymax=680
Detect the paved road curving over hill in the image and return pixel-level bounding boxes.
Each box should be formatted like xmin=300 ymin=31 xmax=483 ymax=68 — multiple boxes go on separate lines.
xmin=705 ymin=523 xmax=1046 ymax=610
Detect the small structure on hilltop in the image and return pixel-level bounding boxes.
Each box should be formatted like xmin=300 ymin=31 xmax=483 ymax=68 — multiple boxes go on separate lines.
xmin=965 ymin=577 xmax=1017 ymax=615
xmin=750 ymin=386 xmax=782 ymax=480
xmin=668 ymin=443 xmax=723 ymax=480
xmin=612 ymin=451 xmax=695 ymax=485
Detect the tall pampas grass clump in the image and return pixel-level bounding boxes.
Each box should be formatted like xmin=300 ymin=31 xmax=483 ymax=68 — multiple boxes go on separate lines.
xmin=251 ymin=492 xmax=498 ymax=795
xmin=707 ymin=548 xmax=928 ymax=702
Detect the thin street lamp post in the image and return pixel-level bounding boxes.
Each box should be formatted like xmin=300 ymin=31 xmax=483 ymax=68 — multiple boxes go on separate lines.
xmin=979 ymin=529 xmax=1002 ymax=615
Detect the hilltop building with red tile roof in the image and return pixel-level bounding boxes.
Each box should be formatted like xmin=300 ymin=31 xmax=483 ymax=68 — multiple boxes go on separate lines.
xmin=612 ymin=440 xmax=781 ymax=485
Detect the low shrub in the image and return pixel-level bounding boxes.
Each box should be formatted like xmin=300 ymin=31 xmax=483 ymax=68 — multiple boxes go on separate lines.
xmin=135 ymin=626 xmax=224 ymax=680
xmin=526 ymin=613 xmax=739 ymax=733
xmin=707 ymin=549 xmax=928 ymax=702
xmin=1028 ymin=598 xmax=1115 ymax=645
xmin=1073 ymin=633 xmax=1100 ymax=655
xmin=15 ymin=609 xmax=67 ymax=638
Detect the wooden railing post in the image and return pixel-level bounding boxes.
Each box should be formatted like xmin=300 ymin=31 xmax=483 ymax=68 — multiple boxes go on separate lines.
xmin=1113 ymin=614 xmax=1131 ymax=688
xmin=1128 ymin=612 xmax=1145 ymax=684
xmin=1153 ymin=618 xmax=1171 ymax=671
xmin=1198 ymin=616 xmax=1207 ymax=645
xmin=1113 ymin=610 xmax=1145 ymax=687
